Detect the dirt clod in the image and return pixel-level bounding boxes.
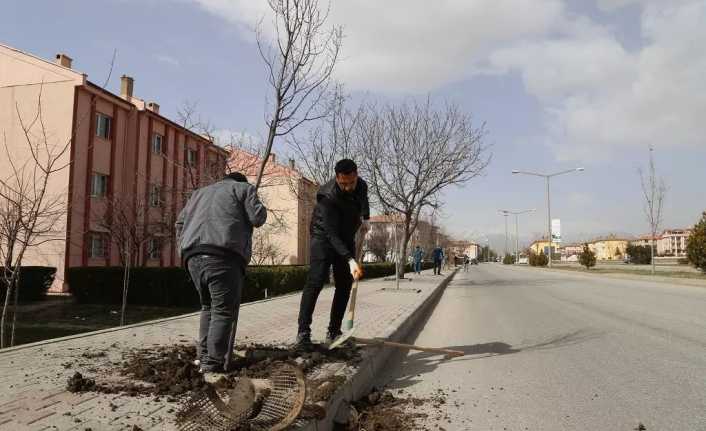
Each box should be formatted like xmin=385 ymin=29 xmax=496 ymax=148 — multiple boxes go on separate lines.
xmin=66 ymin=372 xmax=95 ymax=392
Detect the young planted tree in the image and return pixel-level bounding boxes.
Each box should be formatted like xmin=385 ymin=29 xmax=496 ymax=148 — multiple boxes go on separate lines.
xmin=93 ymin=196 xmax=175 ymax=326
xmin=579 ymin=243 xmax=597 ymax=270
xmin=686 ymin=211 xmax=706 ymax=273
xmin=0 ymin=93 xmax=71 ymax=347
xmin=356 ymin=99 xmax=489 ymax=277
xmin=639 ymin=147 xmax=667 ymax=275
xmin=255 ymin=0 xmax=342 ymax=188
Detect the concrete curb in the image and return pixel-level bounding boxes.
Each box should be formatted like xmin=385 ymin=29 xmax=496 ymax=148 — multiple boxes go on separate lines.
xmin=300 ymin=269 xmax=458 ymax=430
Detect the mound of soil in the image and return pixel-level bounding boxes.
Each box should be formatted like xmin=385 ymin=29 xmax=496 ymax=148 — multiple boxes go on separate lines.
xmin=350 ymin=388 xmax=431 ymax=431
xmin=66 ymin=343 xmax=361 ymax=400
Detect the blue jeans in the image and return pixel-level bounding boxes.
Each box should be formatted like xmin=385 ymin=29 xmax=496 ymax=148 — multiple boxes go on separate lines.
xmin=414 ymin=260 xmax=422 ymax=273
xmin=187 ymin=254 xmax=244 ymax=372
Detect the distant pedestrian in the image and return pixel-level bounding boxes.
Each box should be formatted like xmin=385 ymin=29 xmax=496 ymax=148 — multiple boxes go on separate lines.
xmin=413 ymin=245 xmax=424 ymax=274
xmin=176 ymin=172 xmax=267 ymax=382
xmin=464 ymin=255 xmax=469 ymax=272
xmin=432 ymin=246 xmax=444 ymax=275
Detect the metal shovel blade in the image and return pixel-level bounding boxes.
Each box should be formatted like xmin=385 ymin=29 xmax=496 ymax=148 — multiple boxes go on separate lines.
xmin=328 ymin=327 xmax=356 ymax=350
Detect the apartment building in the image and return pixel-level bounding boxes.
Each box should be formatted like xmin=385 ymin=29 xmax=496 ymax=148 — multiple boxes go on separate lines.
xmin=588 ymin=236 xmax=629 ymax=260
xmin=657 ymin=229 xmax=692 ymax=257
xmin=229 ymin=150 xmax=317 ymax=265
xmin=0 ymin=44 xmax=228 ymax=292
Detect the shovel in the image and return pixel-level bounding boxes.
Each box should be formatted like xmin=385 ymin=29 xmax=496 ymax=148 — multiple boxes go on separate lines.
xmin=329 ymin=234 xmax=366 ymax=350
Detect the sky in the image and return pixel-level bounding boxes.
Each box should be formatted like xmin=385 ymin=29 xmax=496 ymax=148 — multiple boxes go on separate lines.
xmin=2 ymin=0 xmax=705 ymax=250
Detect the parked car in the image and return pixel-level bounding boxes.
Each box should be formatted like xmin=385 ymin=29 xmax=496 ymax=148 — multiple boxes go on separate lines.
xmin=471 ymin=258 xmax=478 ymax=265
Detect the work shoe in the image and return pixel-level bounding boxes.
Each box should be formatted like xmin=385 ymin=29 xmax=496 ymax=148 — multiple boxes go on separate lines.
xmin=295 ymin=332 xmax=314 ymax=351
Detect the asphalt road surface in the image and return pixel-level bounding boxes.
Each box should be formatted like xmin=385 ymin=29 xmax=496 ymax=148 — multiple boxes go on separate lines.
xmin=383 ymin=264 xmax=706 ymax=430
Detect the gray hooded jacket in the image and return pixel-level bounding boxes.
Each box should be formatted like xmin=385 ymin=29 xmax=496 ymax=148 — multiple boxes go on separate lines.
xmin=175 ymin=178 xmax=267 ymax=267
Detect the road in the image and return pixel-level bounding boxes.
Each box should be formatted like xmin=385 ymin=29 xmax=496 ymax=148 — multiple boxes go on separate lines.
xmin=383 ymin=264 xmax=706 ymax=430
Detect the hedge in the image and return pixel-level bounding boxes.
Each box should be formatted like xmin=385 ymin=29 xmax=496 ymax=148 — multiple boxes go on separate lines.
xmin=0 ymin=266 xmax=56 ymax=303
xmin=67 ymin=261 xmax=430 ymax=307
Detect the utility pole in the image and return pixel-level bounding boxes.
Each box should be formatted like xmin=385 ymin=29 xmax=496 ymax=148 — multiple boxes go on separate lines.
xmin=499 ymin=209 xmax=535 ymax=263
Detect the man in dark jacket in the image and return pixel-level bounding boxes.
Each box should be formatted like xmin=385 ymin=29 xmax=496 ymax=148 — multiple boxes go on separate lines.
xmin=297 ymin=159 xmax=370 ymax=347
xmin=432 ymin=246 xmax=444 ymax=275
xmin=175 ymin=172 xmax=267 ymax=379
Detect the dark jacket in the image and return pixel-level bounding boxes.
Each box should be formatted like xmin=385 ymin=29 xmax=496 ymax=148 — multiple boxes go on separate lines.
xmin=310 ymin=178 xmax=370 ymax=260
xmin=175 ymin=178 xmax=267 ymax=267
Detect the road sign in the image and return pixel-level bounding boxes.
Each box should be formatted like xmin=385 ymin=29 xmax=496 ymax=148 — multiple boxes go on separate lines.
xmin=551 ymin=219 xmax=561 ymax=243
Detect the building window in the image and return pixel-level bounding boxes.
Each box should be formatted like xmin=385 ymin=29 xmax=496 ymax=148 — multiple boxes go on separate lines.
xmin=91 ymin=173 xmax=109 ymax=198
xmin=147 ymin=238 xmax=162 ymax=260
xmin=187 ymin=149 xmax=198 ymax=167
xmin=152 ymin=133 xmax=164 ymax=154
xmin=88 ymin=233 xmax=107 ymax=258
xmin=96 ymin=113 xmax=112 ymax=139
xmin=149 ymin=184 xmax=162 ymax=207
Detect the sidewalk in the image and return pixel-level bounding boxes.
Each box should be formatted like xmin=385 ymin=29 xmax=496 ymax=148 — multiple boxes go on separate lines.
xmin=0 ymin=268 xmax=455 ymax=430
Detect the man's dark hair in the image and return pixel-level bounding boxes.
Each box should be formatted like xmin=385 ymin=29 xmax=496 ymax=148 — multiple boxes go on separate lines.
xmin=224 ymin=172 xmax=249 ymax=183
xmin=335 ymin=159 xmax=357 ymax=175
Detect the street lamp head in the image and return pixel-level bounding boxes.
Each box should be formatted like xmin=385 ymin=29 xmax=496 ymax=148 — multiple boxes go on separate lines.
xmin=511 ymin=170 xmax=520 ymax=174
xmin=576 ymin=167 xmax=585 ymax=172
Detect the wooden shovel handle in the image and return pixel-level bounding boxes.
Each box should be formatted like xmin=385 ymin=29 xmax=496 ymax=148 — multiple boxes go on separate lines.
xmin=352 ymin=337 xmax=464 ymax=357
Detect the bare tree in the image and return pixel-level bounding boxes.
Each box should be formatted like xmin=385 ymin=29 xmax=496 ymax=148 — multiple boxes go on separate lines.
xmin=639 ymin=146 xmax=667 ymax=275
xmin=92 ymin=196 xmax=175 ymax=326
xmin=250 ymin=222 xmax=288 ymax=266
xmin=356 ymin=99 xmax=490 ymax=277
xmin=288 ymin=84 xmax=360 ymax=186
xmin=255 ymin=0 xmax=342 ymax=188
xmin=0 ymin=92 xmax=71 ymax=347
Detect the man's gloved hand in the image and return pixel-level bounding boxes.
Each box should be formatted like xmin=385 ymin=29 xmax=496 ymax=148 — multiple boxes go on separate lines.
xmin=348 ymin=258 xmax=364 ymax=280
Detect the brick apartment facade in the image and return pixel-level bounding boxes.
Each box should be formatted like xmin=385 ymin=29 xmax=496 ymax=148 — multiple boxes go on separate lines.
xmin=0 ymin=44 xmax=227 ymax=292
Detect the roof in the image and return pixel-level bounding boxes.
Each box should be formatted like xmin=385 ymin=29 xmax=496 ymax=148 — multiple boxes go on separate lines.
xmin=369 ymin=214 xmax=404 ymax=223
xmin=2 ymin=42 xmax=226 ymax=156
xmin=228 ymin=148 xmax=316 ymax=185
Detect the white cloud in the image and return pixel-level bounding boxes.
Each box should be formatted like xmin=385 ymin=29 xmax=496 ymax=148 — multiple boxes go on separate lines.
xmin=189 ymin=0 xmax=565 ymax=93
xmin=188 ymin=0 xmax=706 ymax=160
xmin=492 ymin=1 xmax=706 ymax=159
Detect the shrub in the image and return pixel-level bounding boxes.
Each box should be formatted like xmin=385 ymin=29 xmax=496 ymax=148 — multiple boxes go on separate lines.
xmin=579 ymin=243 xmax=597 ymax=269
xmin=0 ymin=266 xmax=56 ymax=303
xmin=68 ymin=261 xmax=426 ymax=306
xmin=502 ymin=254 xmax=515 ymax=265
xmin=686 ymin=212 xmax=706 ymax=273
xmin=625 ymin=244 xmax=653 ymax=265
xmin=530 ymin=251 xmax=548 ymax=267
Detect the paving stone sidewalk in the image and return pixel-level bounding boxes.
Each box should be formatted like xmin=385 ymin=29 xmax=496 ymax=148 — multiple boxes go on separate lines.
xmin=0 ymin=269 xmax=452 ymax=430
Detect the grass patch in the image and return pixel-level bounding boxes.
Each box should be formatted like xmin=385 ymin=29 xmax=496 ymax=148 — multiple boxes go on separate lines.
xmin=549 ymin=266 xmax=706 ymax=280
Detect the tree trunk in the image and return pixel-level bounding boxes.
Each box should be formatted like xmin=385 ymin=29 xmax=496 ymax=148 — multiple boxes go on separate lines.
xmin=651 ymin=235 xmax=656 ymax=275
xmin=0 ymin=276 xmax=12 ymax=348
xmin=121 ymin=251 xmax=131 ymax=326
xmin=10 ymin=267 xmax=20 ymax=346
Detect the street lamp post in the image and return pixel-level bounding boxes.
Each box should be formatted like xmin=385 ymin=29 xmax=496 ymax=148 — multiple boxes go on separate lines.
xmin=499 ymin=209 xmax=536 ymax=263
xmin=500 ymin=212 xmax=509 ymax=258
xmin=511 ymin=168 xmax=584 ymax=267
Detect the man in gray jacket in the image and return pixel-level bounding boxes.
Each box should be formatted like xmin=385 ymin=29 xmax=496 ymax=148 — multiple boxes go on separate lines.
xmin=176 ymin=172 xmax=267 ymax=376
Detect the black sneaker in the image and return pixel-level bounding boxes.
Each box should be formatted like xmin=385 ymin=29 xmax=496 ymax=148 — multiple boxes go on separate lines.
xmin=295 ymin=332 xmax=313 ymax=350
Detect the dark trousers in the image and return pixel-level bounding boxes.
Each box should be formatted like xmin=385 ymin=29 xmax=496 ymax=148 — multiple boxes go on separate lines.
xmin=297 ymin=242 xmax=354 ymax=337
xmin=433 ymin=259 xmax=442 ymax=275
xmin=187 ymin=254 xmax=244 ymax=372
